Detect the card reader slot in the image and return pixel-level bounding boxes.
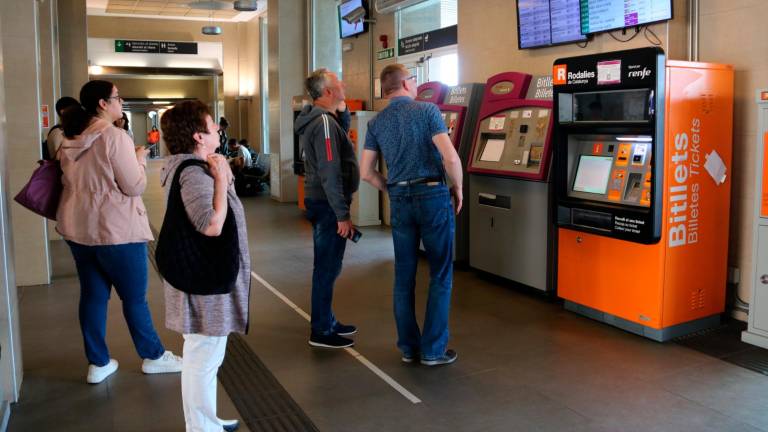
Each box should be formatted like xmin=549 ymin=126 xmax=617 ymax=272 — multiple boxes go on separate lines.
xmin=478 ymin=193 xmax=511 ymax=210
xmin=572 ymin=209 xmax=612 ymax=231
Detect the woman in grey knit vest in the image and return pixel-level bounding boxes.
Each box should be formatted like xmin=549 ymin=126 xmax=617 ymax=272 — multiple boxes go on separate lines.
xmin=160 ymin=101 xmax=250 ymax=432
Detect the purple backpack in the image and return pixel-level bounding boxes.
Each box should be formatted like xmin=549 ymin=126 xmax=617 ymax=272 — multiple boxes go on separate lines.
xmin=14 ymin=159 xmax=63 ymax=220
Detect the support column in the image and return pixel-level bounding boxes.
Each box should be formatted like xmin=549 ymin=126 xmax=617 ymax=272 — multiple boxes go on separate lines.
xmin=267 ymin=0 xmax=306 ymax=202
xmin=0 ymin=15 xmax=24 ymax=416
xmin=1 ymin=0 xmax=52 ymax=286
xmin=58 ymin=0 xmax=88 ymax=99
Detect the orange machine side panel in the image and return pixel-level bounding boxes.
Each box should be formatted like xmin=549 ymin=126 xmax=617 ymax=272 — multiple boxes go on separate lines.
xmin=762 ymin=132 xmax=768 ymax=217
xmin=298 ymin=175 xmax=306 ymax=210
xmin=661 ymin=62 xmax=733 ymax=327
xmin=558 ymin=228 xmax=666 ymax=328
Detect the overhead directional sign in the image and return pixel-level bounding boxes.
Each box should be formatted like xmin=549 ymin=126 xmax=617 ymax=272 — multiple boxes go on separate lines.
xmin=115 ymin=40 xmax=198 ymax=55
xmin=398 ymin=25 xmax=457 ymax=56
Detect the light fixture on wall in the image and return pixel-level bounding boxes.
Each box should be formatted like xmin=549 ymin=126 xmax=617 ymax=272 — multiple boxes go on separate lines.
xmin=233 ymin=0 xmax=258 ymax=11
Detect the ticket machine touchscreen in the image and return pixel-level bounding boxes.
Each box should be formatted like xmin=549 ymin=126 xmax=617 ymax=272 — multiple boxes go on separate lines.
xmin=566 ymin=135 xmax=652 ymax=207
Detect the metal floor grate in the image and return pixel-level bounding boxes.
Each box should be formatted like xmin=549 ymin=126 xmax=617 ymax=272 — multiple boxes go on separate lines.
xmin=218 ymin=334 xmax=320 ymax=432
xmin=675 ymin=319 xmax=768 ymax=376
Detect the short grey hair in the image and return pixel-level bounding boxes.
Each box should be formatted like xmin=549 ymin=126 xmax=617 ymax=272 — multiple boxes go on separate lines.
xmin=305 ymin=68 xmax=332 ymax=100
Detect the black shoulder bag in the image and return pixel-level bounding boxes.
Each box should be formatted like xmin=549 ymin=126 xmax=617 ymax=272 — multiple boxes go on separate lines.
xmin=155 ymin=159 xmax=240 ymax=295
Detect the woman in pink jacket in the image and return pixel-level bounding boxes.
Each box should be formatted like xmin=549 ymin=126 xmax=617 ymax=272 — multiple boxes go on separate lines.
xmin=58 ymin=80 xmax=182 ymax=384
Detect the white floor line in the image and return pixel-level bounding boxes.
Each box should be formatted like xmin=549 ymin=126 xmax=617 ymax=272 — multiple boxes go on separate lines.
xmin=250 ymin=271 xmax=423 ymax=404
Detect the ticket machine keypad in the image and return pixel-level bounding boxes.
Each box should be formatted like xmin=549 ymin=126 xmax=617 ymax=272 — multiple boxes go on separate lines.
xmin=471 ymin=107 xmax=552 ymax=175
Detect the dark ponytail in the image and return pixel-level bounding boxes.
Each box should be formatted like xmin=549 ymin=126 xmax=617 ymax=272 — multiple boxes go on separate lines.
xmin=62 ymin=80 xmax=115 ymax=138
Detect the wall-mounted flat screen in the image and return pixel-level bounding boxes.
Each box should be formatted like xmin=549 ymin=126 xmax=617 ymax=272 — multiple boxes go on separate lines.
xmin=339 ymin=0 xmax=368 ymax=39
xmin=517 ymin=0 xmax=586 ymax=49
xmin=573 ymin=155 xmax=613 ymax=194
xmin=579 ymin=0 xmax=673 ymax=35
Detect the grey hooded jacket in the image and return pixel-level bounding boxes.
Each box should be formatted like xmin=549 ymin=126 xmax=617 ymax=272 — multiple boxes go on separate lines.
xmin=294 ymin=105 xmax=360 ymax=221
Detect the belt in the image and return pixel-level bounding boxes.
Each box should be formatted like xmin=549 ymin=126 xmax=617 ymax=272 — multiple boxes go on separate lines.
xmin=391 ymin=177 xmax=444 ymax=187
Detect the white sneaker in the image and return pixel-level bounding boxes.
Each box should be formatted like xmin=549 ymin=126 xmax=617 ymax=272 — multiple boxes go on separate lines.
xmin=87 ymin=359 xmax=118 ymax=384
xmin=141 ymin=350 xmax=182 ymax=374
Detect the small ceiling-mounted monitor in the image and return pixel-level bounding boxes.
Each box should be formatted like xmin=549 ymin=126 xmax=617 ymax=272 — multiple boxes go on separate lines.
xmin=339 ymin=0 xmax=369 ymax=38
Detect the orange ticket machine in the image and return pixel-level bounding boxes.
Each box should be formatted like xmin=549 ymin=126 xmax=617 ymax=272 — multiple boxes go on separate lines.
xmin=552 ymin=48 xmax=734 ymax=341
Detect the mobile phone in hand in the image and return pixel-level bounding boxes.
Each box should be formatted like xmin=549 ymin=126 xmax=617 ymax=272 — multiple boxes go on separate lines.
xmin=350 ymin=228 xmax=362 ymax=243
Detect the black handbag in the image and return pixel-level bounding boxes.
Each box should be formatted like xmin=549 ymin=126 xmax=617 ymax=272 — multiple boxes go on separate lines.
xmin=155 ymin=159 xmax=240 ymax=295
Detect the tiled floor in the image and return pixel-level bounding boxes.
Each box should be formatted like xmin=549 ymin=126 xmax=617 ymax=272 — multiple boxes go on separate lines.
xmin=8 ymin=160 xmax=768 ymax=431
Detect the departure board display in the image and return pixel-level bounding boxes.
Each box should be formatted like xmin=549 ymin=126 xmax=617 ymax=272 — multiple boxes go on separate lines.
xmin=579 ymin=0 xmax=672 ymax=34
xmin=517 ymin=0 xmax=586 ymax=49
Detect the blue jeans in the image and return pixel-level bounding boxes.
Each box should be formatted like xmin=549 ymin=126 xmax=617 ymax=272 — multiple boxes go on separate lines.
xmin=305 ymin=198 xmax=347 ymax=336
xmin=388 ymin=183 xmax=454 ymax=360
xmin=67 ymin=241 xmax=165 ymax=366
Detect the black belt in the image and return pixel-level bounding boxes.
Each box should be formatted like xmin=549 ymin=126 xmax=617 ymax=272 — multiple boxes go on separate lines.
xmin=391 ymin=177 xmax=444 ymax=187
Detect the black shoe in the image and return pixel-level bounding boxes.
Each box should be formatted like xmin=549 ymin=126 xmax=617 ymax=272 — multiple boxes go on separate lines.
xmin=308 ymin=333 xmax=354 ymax=348
xmin=334 ymin=322 xmax=357 ymax=336
xmin=420 ymin=349 xmax=458 ymax=366
xmin=221 ymin=419 xmax=239 ymax=432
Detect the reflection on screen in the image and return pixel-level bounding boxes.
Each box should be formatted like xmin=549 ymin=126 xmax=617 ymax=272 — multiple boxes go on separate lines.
xmin=573 ymin=155 xmax=613 ymax=194
xmin=573 ymin=90 xmax=649 ymax=122
xmin=580 ymin=0 xmax=673 ymax=34
xmin=480 ymin=139 xmax=506 ymax=162
xmin=339 ymin=0 xmax=366 ymax=38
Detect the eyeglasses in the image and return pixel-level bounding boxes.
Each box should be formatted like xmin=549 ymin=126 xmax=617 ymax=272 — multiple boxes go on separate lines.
xmin=106 ymin=96 xmax=124 ymax=103
xmin=404 ymin=75 xmax=417 ymax=82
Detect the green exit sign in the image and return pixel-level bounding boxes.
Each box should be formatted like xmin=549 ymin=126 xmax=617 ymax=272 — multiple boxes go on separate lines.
xmin=377 ymin=48 xmax=395 ymax=61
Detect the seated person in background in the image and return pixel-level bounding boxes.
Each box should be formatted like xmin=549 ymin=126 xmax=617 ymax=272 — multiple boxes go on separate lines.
xmin=227 ymin=138 xmax=252 ymax=173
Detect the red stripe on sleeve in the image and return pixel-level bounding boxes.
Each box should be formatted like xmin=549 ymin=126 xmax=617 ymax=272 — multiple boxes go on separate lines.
xmin=325 ymin=137 xmax=333 ymax=161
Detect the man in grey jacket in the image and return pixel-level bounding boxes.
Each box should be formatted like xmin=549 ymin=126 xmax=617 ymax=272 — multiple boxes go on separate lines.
xmin=294 ymin=69 xmax=360 ymax=348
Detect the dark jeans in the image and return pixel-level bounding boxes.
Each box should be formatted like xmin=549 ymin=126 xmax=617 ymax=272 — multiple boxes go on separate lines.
xmin=387 ymin=183 xmax=454 ymax=360
xmin=305 ymin=198 xmax=348 ymax=336
xmin=67 ymin=241 xmax=165 ymax=366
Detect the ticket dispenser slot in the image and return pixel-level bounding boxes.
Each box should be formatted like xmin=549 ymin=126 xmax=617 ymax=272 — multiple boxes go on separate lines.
xmin=478 ymin=193 xmax=511 ymax=209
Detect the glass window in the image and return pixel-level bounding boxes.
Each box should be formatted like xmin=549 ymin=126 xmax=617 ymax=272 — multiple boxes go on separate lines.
xmin=311 ymin=0 xmax=342 ymax=77
xmin=427 ymin=51 xmax=458 ymax=86
xmin=397 ymin=0 xmax=457 ymax=39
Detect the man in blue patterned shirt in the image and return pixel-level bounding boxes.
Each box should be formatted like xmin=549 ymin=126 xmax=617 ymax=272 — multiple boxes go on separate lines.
xmin=361 ymin=64 xmax=463 ymax=366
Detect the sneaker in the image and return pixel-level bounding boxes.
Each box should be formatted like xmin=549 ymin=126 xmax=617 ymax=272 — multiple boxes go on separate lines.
xmin=220 ymin=419 xmax=240 ymax=432
xmin=333 ymin=322 xmax=358 ymax=336
xmin=308 ymin=333 xmax=354 ymax=348
xmin=142 ymin=351 xmax=183 ymax=374
xmin=87 ymin=359 xmax=119 ymax=384
xmin=420 ymin=349 xmax=458 ymax=366
xmin=401 ymin=353 xmax=417 ymax=363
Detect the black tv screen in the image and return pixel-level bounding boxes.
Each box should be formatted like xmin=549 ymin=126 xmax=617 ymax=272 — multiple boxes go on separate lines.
xmin=339 ymin=0 xmax=368 ymax=39
xmin=517 ymin=0 xmax=586 ymax=49
xmin=579 ymin=0 xmax=673 ymax=34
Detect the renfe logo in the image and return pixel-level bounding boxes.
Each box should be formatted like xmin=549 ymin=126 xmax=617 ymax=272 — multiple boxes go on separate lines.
xmin=628 ymin=67 xmax=652 ymax=79
xmin=553 ymin=64 xmax=567 ymax=85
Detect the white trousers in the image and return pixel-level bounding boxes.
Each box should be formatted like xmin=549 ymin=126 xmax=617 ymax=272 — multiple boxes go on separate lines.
xmin=182 ymin=333 xmax=228 ymax=432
